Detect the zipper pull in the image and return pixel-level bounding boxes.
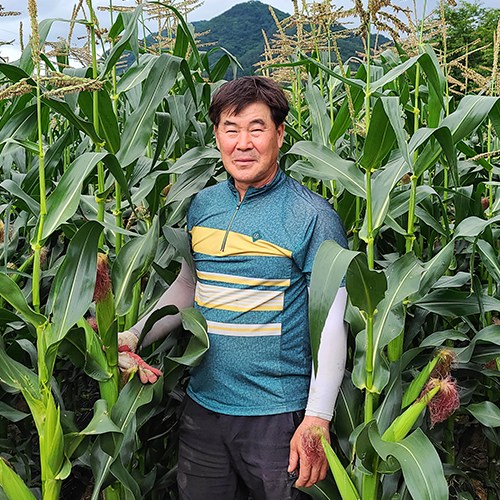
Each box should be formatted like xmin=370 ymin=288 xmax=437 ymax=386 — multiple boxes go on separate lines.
xmin=220 ymin=200 xmax=242 ymax=252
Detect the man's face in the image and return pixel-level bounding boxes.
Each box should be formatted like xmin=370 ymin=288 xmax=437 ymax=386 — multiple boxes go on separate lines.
xmin=214 ymin=102 xmax=285 ymax=199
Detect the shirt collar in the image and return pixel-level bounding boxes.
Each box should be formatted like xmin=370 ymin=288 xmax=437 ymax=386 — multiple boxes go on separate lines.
xmin=227 ymin=167 xmax=285 ymax=200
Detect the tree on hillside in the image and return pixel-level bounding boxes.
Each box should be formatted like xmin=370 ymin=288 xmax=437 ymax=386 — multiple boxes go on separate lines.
xmin=434 ymin=0 xmax=500 ymax=93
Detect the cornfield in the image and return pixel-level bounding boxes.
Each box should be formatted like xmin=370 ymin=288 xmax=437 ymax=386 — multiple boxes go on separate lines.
xmin=0 ymin=1 xmax=498 ymax=499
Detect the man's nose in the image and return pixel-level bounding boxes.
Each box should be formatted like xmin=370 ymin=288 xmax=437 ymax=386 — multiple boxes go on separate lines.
xmin=236 ymin=131 xmax=253 ymax=150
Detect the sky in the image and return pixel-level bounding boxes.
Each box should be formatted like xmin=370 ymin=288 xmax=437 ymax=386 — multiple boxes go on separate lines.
xmin=0 ymin=0 xmax=498 ymax=62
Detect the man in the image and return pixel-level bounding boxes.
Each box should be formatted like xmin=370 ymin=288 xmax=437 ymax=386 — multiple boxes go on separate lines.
xmin=119 ymin=76 xmax=348 ymax=500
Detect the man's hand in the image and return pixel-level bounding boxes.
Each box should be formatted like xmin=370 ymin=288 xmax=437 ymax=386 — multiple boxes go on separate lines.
xmin=117 ymin=330 xmax=139 ymax=352
xmin=117 ymin=331 xmax=162 ymax=384
xmin=118 ymin=346 xmax=163 ymax=384
xmin=288 ymin=415 xmax=330 ymax=488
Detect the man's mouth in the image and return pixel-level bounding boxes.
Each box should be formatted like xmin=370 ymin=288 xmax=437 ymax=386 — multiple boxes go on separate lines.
xmin=234 ymin=158 xmax=257 ymax=164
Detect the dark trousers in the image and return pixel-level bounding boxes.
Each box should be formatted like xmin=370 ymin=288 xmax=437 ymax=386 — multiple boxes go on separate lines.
xmin=177 ymin=397 xmax=309 ymax=500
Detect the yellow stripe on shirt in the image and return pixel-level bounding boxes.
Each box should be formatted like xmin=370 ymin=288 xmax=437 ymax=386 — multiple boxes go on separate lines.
xmin=196 ymin=270 xmax=290 ymax=288
xmin=191 ymin=226 xmax=292 ymax=258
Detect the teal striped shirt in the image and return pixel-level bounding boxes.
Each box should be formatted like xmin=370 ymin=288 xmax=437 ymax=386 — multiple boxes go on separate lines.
xmin=186 ymin=168 xmax=347 ymax=416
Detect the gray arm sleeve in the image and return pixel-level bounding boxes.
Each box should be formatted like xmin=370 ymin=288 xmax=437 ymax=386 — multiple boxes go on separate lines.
xmin=129 ymin=260 xmax=196 ymax=347
xmin=305 ymin=287 xmax=348 ymax=421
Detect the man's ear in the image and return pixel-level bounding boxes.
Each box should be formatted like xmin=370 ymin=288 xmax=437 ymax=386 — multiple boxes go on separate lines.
xmin=277 ymin=123 xmax=285 ymax=148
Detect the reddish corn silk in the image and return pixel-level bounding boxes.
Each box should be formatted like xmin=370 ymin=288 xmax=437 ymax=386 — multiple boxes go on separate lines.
xmin=431 ymin=348 xmax=456 ymax=378
xmin=421 ymin=376 xmax=460 ymax=428
xmin=484 ymin=359 xmax=498 ymax=370
xmin=301 ymin=426 xmax=326 ymax=463
xmin=93 ymin=253 xmax=112 ymax=303
xmin=86 ymin=316 xmax=98 ymax=332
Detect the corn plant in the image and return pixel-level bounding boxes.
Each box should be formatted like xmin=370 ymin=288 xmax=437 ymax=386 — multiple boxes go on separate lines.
xmin=263 ymin=2 xmax=500 ymax=499
xmin=0 ymin=1 xmax=240 ymax=498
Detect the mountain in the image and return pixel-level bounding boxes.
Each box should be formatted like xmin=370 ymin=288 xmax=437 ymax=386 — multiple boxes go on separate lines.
xmin=192 ymin=1 xmax=289 ymax=75
xmin=191 ymin=1 xmax=390 ymax=76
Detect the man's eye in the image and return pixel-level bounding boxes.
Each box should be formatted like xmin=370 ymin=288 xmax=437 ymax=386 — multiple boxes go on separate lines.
xmin=251 ymin=129 xmax=263 ymax=133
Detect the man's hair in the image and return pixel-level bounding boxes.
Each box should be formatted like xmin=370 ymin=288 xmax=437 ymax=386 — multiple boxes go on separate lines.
xmin=209 ymin=76 xmax=289 ymax=128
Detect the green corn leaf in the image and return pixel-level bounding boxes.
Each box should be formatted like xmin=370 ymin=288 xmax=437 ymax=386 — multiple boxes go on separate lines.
xmin=453 ymin=214 xmax=500 ymax=239
xmin=353 ymin=254 xmax=423 ymax=392
xmin=19 ymin=19 xmax=55 ymax=73
xmin=76 ymin=319 xmax=113 ymax=382
xmin=0 ymin=401 xmax=29 ymax=423
xmin=374 ymin=363 xmax=403 ymax=434
xmin=410 ymin=240 xmax=454 ymax=302
xmin=173 ymin=21 xmax=189 ymax=59
xmin=419 ymin=329 xmax=469 ymax=348
xmin=295 ymin=53 xmax=366 ymax=91
xmin=152 ymin=112 xmax=172 ymax=168
xmin=412 ymin=126 xmax=456 ymax=179
xmin=168 ymin=307 xmax=209 ymax=367
xmin=329 ymin=65 xmax=366 ymax=144
xmin=100 ymin=7 xmax=142 ymax=78
xmin=371 ymin=53 xmax=443 ymax=103
xmin=43 ymin=97 xmax=101 ymax=145
xmin=0 ymin=274 xmax=46 ymax=328
xmin=360 ymin=98 xmax=397 ymax=170
xmin=423 ymin=44 xmax=447 ymax=127
xmin=112 ymin=219 xmax=158 ymax=316
xmin=310 ymin=241 xmax=360 ymax=374
xmin=0 ymin=341 xmax=44 ymax=431
xmin=334 ymin=376 xmax=363 ymax=459
xmin=369 ymin=426 xmax=448 ymax=500
xmin=109 ymin=460 xmax=141 ymax=499
xmin=78 ymin=88 xmax=120 ymax=153
xmin=117 ymin=53 xmax=182 ymax=168
xmin=165 ymin=162 xmax=216 ymax=204
xmin=41 ymin=153 xmax=105 ymax=240
xmin=167 ymin=94 xmax=192 ymax=141
xmin=476 ymin=240 xmax=500 ymax=283
xmin=0 ymin=105 xmax=36 ymax=155
xmin=298 ymin=477 xmax=342 ymax=500
xmin=441 ymin=96 xmax=500 ymax=144
xmin=208 ymin=47 xmax=242 ymax=82
xmin=168 ymin=146 xmax=220 ymax=174
xmin=65 ymin=399 xmax=122 ymax=459
xmin=415 ymin=290 xmax=500 ymax=317
xmin=321 ymin=436 xmax=360 ymax=500
xmin=0 ymin=62 xmax=32 ymax=82
xmin=23 ymin=131 xmax=72 ymax=197
xmin=116 ymin=54 xmax=156 ymax=95
xmin=305 ymin=84 xmax=331 ymax=146
xmin=380 ymin=96 xmax=411 ymax=167
xmin=90 ymin=379 xmax=156 ymax=500
xmin=287 ymin=141 xmax=366 ymax=198
xmin=454 ymin=325 xmax=500 ymax=363
xmin=346 ymin=254 xmax=387 ymax=316
xmin=46 ymin=221 xmax=103 ymax=348
xmin=467 ymin=402 xmax=500 ymax=428
xmin=0 ymin=457 xmax=36 ymax=500
xmin=359 ymin=154 xmax=406 ymax=240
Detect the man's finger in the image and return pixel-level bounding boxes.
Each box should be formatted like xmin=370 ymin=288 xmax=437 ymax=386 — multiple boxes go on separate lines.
xmin=288 ymin=446 xmax=299 ymax=473
xmin=295 ymin=459 xmax=311 ymax=488
xmin=304 ymin=463 xmax=321 ymax=488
